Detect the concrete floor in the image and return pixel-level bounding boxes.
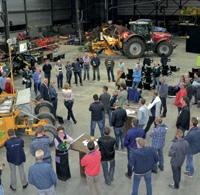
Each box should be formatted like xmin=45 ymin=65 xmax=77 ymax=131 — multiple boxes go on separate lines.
xmin=0 ymin=38 xmax=200 ymax=195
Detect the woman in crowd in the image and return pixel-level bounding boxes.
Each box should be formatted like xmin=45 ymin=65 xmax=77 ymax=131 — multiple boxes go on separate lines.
xmin=62 ymin=83 xmax=77 ymax=124
xmin=54 ymin=126 xmax=73 ymax=181
xmin=65 ymin=61 xmax=73 ymax=86
xmin=132 ymin=63 xmax=142 ymax=89
xmin=32 ymin=64 xmax=41 ymax=96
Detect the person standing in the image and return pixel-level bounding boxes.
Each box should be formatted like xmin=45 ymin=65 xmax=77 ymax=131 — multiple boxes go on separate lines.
xmin=65 ymin=61 xmax=73 ymax=86
xmin=89 ymin=94 xmax=104 ymax=137
xmin=4 ymin=129 xmax=28 ymax=191
xmin=28 ymin=149 xmax=57 ymax=195
xmin=111 ymin=102 xmax=127 ymax=150
xmin=145 ymin=91 xmax=161 ymax=135
xmin=72 ymin=58 xmax=83 ymax=86
xmin=117 ymin=83 xmax=128 ymax=107
xmin=130 ymin=138 xmax=158 ymax=195
xmin=40 ymin=78 xmax=51 ymax=101
xmin=49 ymin=81 xmax=58 ymax=116
xmin=83 ymin=53 xmax=91 ymax=81
xmin=32 ymin=65 xmax=41 ymax=96
xmin=137 ymin=98 xmax=149 ymax=129
xmin=81 ymin=141 xmax=102 ymax=195
xmin=54 ymin=126 xmax=73 ymax=181
xmin=151 ymin=118 xmax=168 ymax=172
xmin=0 ymin=72 xmax=7 ymax=91
xmin=62 ymin=83 xmax=77 ymax=124
xmin=175 ymin=82 xmax=187 ymax=113
xmin=105 ymin=57 xmax=115 ymax=82
xmin=30 ymin=126 xmax=52 ymax=164
xmin=152 ymin=63 xmax=161 ymax=91
xmin=22 ymin=66 xmax=32 ymax=89
xmin=132 ymin=63 xmax=142 ymax=89
xmin=176 ymin=96 xmax=190 ymax=134
xmin=54 ymin=60 xmax=64 ymax=89
xmin=159 ymin=77 xmax=168 ymax=117
xmin=124 ymin=118 xmax=145 ymax=179
xmin=99 ymin=86 xmax=111 ymax=126
xmin=91 ymin=53 xmax=101 ymax=81
xmin=168 ymin=130 xmax=189 ymax=189
xmin=184 ymin=117 xmax=200 ymax=177
xmin=98 ymin=127 xmax=116 ymax=185
xmin=42 ymin=59 xmax=52 ymax=86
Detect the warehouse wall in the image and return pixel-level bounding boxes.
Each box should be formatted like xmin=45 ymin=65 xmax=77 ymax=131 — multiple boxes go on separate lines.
xmin=117 ymin=0 xmax=200 ymax=16
xmin=0 ymin=0 xmax=72 ymax=28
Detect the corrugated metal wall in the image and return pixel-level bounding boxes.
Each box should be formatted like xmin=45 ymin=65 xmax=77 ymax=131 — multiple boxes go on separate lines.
xmin=0 ymin=0 xmax=72 ymax=28
xmin=117 ymin=0 xmax=200 ymax=16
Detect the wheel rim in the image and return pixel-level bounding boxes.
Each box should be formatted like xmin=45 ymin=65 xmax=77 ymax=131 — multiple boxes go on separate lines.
xmin=129 ymin=42 xmax=142 ymax=56
xmin=159 ymin=45 xmax=170 ymax=55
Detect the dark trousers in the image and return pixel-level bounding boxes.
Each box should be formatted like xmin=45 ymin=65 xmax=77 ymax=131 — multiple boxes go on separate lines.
xmin=51 ymin=98 xmax=58 ymax=116
xmin=44 ymin=73 xmax=51 ymax=86
xmin=57 ymin=74 xmax=63 ymax=89
xmin=145 ymin=116 xmax=155 ymax=135
xmin=34 ymin=82 xmax=41 ymax=95
xmin=83 ymin=65 xmax=90 ymax=80
xmin=93 ymin=67 xmax=100 ymax=80
xmin=106 ymin=67 xmax=115 ymax=82
xmin=64 ymin=100 xmax=76 ymax=123
xmin=74 ymin=71 xmax=82 ymax=85
xmin=127 ymin=148 xmax=134 ymax=177
xmin=101 ymin=160 xmax=115 ymax=185
xmin=171 ymin=165 xmax=181 ymax=188
xmin=160 ymin=97 xmax=167 ymax=116
xmin=66 ymin=71 xmax=72 ymax=85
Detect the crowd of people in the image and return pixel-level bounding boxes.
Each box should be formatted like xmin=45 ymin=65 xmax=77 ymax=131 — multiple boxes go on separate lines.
xmin=0 ymin=52 xmax=200 ymax=195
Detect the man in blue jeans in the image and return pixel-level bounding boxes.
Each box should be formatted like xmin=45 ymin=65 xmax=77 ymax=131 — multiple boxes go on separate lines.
xmin=184 ymin=117 xmax=200 ymax=177
xmin=98 ymin=127 xmax=116 ymax=185
xmin=89 ymin=94 xmax=104 ymax=137
xmin=111 ymin=102 xmax=127 ymax=150
xmin=130 ymin=138 xmax=158 ymax=195
xmin=124 ymin=118 xmax=145 ymax=178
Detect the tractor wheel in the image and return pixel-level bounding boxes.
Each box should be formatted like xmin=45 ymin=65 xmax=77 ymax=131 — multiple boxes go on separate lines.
xmin=34 ymin=101 xmax=54 ymax=115
xmin=156 ymin=41 xmax=173 ymax=57
xmin=33 ymin=112 xmax=56 ymax=126
xmin=43 ymin=124 xmax=57 ymax=146
xmin=123 ymin=37 xmax=146 ymax=59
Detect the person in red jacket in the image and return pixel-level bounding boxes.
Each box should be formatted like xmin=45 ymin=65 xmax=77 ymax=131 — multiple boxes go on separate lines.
xmin=175 ymin=82 xmax=187 ymax=113
xmin=81 ymin=141 xmax=101 ymax=195
xmin=4 ymin=78 xmax=15 ymax=94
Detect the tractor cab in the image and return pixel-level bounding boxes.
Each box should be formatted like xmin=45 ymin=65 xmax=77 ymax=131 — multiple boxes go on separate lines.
xmin=129 ymin=21 xmax=152 ymax=41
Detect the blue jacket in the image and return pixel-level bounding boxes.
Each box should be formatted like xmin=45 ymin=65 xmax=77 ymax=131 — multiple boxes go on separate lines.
xmin=72 ymin=61 xmax=82 ymax=72
xmin=32 ymin=72 xmax=41 ymax=84
xmin=5 ymin=137 xmax=26 ymax=165
xmin=127 ymin=87 xmax=140 ymax=103
xmin=28 ymin=161 xmax=57 ymax=190
xmin=129 ymin=147 xmax=158 ymax=174
xmin=133 ymin=70 xmax=142 ymax=82
xmin=124 ymin=127 xmax=145 ymax=149
xmin=185 ymin=127 xmax=200 ymax=155
xmin=91 ymin=57 xmax=100 ymax=67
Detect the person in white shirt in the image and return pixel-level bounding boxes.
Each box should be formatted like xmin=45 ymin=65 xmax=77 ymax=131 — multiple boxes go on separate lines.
xmin=144 ymin=91 xmax=161 ymax=135
xmin=62 ymin=83 xmax=77 ymax=124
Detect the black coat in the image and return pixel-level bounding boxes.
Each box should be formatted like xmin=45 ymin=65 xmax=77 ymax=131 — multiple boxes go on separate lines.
xmin=40 ymin=83 xmax=50 ymax=101
xmin=111 ymin=107 xmax=127 ymax=128
xmin=176 ymin=106 xmax=190 ymax=131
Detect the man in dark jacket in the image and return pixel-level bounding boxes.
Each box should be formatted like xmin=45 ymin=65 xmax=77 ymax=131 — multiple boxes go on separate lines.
xmin=168 ymin=130 xmax=189 ymax=189
xmin=30 ymin=126 xmax=52 ymax=164
xmin=111 ymin=102 xmax=127 ymax=150
xmin=176 ymin=96 xmax=190 ymax=133
xmin=98 ymin=127 xmax=116 ymax=185
xmin=184 ymin=117 xmax=200 ymax=177
xmin=124 ymin=118 xmax=145 ymax=178
xmin=4 ymin=129 xmax=28 ymax=191
xmin=72 ymin=58 xmax=83 ymax=86
xmin=42 ymin=59 xmax=52 ymax=86
xmin=40 ymin=78 xmax=50 ymax=101
xmin=159 ymin=77 xmax=168 ymax=117
xmin=89 ymin=94 xmax=104 ymax=136
xmin=105 ymin=57 xmax=115 ymax=82
xmin=49 ymin=81 xmax=58 ymax=116
xmin=130 ymin=138 xmax=158 ymax=195
xmin=99 ymin=86 xmax=111 ymax=126
xmin=91 ymin=54 xmax=101 ymax=81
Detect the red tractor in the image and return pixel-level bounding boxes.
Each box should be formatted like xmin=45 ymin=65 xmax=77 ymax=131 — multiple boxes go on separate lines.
xmin=122 ymin=20 xmax=176 ymax=58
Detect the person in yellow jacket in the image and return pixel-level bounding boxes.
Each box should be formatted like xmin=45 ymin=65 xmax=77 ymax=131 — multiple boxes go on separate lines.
xmin=54 ymin=60 xmax=65 ymax=89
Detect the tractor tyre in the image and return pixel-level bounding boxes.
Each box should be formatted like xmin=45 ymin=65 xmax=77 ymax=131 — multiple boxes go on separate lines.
xmin=156 ymin=41 xmax=173 ymax=57
xmin=34 ymin=101 xmax=54 ymax=115
xmin=43 ymin=124 xmax=57 ymax=146
xmin=123 ymin=37 xmax=146 ymax=59
xmin=33 ymin=112 xmax=56 ymax=126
